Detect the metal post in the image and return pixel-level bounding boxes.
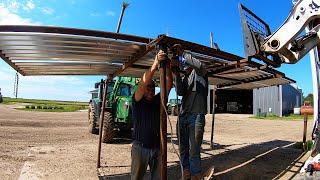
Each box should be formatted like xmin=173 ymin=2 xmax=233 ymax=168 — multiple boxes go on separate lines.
xmin=303 ymin=112 xmax=308 ymax=151
xmin=210 ymin=88 xmax=216 ymax=149
xmin=13 ymin=72 xmax=19 ymax=98
xmin=97 ymin=77 xmax=110 ymax=168
xmin=210 ymin=32 xmax=214 ymax=49
xmin=159 ymin=44 xmax=168 ymax=179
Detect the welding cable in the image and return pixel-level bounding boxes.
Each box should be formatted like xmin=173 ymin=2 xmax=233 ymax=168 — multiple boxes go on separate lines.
xmin=156 ymin=47 xmax=184 ymax=179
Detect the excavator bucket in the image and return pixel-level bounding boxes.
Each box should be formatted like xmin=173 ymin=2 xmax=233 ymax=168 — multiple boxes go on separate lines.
xmin=239 ymin=4 xmax=281 ymax=67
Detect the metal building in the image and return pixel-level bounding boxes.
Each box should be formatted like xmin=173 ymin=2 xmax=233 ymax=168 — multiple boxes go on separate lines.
xmin=208 ymin=84 xmax=302 ymax=117
xmin=253 ymin=84 xmax=302 ymax=116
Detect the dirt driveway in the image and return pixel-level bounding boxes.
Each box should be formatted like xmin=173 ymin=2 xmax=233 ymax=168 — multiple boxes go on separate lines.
xmin=0 ymin=103 xmax=314 ymax=180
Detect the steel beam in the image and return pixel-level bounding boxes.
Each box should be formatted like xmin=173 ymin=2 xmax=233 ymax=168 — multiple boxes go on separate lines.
xmin=0 ymin=25 xmax=152 ymax=43
xmin=111 ymin=36 xmax=164 ymax=77
xmin=163 ymin=36 xmax=243 ymax=62
xmin=217 ymin=75 xmax=275 ymax=88
xmin=0 ymin=50 xmax=25 ymax=75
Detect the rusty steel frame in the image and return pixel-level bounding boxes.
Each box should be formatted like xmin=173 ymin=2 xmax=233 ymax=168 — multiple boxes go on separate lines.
xmin=0 ymin=50 xmax=25 ymax=75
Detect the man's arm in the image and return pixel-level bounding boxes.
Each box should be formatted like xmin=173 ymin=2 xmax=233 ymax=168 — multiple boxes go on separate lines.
xmin=183 ymin=52 xmax=207 ymax=77
xmin=170 ymin=44 xmax=207 ymax=77
xmin=135 ymin=50 xmax=166 ymax=102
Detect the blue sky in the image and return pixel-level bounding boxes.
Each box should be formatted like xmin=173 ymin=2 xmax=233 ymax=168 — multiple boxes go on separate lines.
xmin=0 ymin=0 xmax=313 ymax=102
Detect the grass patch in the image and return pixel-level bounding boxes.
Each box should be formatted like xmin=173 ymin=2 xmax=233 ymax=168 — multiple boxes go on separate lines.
xmin=17 ymin=104 xmax=87 ymax=112
xmin=251 ymin=114 xmax=314 ymax=120
xmin=1 ymin=97 xmax=87 ymax=106
xmin=292 ymin=140 xmax=313 ymax=150
xmin=1 ymin=97 xmax=88 ymax=112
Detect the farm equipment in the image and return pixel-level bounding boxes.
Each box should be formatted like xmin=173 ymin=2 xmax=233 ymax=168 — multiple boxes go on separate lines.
xmin=167 ymin=98 xmax=181 ymax=116
xmin=239 ymin=0 xmax=320 ymax=173
xmin=0 ymin=88 xmax=2 ymax=103
xmin=88 ymin=76 xmax=140 ymax=143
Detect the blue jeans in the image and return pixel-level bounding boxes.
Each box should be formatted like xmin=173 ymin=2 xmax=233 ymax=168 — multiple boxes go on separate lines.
xmin=177 ymin=113 xmax=205 ymax=176
xmin=131 ymin=141 xmax=160 ymax=180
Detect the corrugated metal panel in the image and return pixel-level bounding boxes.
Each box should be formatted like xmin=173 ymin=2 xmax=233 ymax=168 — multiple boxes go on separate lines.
xmin=253 ymin=86 xmax=281 ymax=116
xmin=0 ymin=25 xmax=295 ymax=90
xmin=281 ymin=84 xmax=302 ymax=116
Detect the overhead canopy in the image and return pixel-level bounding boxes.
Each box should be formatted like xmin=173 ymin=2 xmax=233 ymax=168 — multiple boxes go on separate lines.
xmin=0 ymin=25 xmax=295 ymax=89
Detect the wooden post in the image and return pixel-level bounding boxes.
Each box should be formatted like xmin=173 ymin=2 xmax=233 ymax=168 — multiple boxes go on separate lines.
xmin=303 ymin=112 xmax=308 ymax=151
xmin=159 ymin=44 xmax=168 ymax=179
xmin=97 ymin=78 xmax=110 ymax=168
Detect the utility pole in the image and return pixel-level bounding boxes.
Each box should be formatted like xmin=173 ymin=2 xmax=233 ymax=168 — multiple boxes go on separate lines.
xmin=116 ymin=2 xmax=129 ymax=33
xmin=97 ymin=1 xmax=129 ymax=169
xmin=13 ymin=72 xmax=19 ymax=98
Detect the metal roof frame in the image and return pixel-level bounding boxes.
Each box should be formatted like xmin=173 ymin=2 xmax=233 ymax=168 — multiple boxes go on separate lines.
xmin=0 ymin=25 xmax=295 ymax=90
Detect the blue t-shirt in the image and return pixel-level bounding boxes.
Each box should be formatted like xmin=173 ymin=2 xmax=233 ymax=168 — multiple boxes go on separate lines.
xmin=132 ymin=93 xmax=160 ymax=148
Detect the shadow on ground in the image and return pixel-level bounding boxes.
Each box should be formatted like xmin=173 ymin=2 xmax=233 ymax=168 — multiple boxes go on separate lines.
xmin=98 ymin=140 xmax=306 ymax=179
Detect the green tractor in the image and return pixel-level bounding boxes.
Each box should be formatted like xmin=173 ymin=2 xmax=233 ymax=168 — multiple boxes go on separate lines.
xmin=88 ymin=76 xmax=140 ymax=143
xmin=167 ymin=98 xmax=181 ymax=116
xmin=0 ymin=88 xmax=2 ymax=103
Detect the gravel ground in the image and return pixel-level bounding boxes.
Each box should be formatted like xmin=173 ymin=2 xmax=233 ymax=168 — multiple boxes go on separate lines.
xmin=0 ymin=103 xmax=314 ymax=180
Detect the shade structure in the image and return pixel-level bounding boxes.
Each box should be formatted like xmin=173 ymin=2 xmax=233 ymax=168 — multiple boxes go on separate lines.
xmin=0 ymin=25 xmax=295 ymax=89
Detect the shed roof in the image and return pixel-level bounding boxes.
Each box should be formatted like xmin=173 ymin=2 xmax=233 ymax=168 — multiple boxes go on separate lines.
xmin=0 ymin=25 xmax=295 ymax=89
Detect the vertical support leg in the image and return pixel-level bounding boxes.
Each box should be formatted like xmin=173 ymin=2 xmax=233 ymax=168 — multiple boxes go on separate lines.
xmin=210 ymin=89 xmax=216 ymax=149
xmin=159 ymin=45 xmax=168 ymax=179
xmin=303 ymin=113 xmax=308 ymax=151
xmin=97 ymin=78 xmax=110 ymax=168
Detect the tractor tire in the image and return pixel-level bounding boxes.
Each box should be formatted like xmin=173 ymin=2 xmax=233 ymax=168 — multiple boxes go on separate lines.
xmin=88 ymin=103 xmax=98 ymax=134
xmin=102 ymin=112 xmax=115 ymax=143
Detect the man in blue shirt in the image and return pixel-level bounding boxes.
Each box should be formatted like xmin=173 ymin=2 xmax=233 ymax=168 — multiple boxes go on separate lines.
xmin=131 ymin=50 xmax=173 ymax=180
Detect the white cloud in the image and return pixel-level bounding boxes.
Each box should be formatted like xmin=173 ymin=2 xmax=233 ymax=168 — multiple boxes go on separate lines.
xmin=21 ymin=76 xmax=85 ymax=85
xmin=0 ymin=3 xmax=40 ymax=25
xmin=27 ymin=0 xmax=35 ymax=10
xmin=41 ymin=7 xmax=54 ymax=15
xmin=90 ymin=13 xmax=100 ymax=17
xmin=106 ymin=11 xmax=115 ymax=17
xmin=0 ymin=64 xmax=93 ymax=102
xmin=18 ymin=82 xmax=91 ymax=102
xmin=23 ymin=0 xmax=35 ymax=11
xmin=7 ymin=0 xmax=19 ymax=13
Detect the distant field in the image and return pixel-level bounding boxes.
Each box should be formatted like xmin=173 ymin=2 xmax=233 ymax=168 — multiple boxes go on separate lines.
xmin=252 ymin=114 xmax=314 ymax=120
xmin=1 ymin=97 xmax=88 ymax=112
xmin=2 ymin=97 xmax=87 ymax=106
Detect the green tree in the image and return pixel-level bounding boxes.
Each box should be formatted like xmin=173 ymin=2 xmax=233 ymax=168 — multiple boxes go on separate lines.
xmin=303 ymin=93 xmax=314 ymax=106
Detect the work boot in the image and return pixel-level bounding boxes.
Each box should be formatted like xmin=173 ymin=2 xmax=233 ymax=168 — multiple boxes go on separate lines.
xmin=191 ymin=166 xmax=214 ymax=180
xmin=181 ymin=169 xmax=191 ymax=180
xmin=190 ymin=172 xmax=203 ymax=180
